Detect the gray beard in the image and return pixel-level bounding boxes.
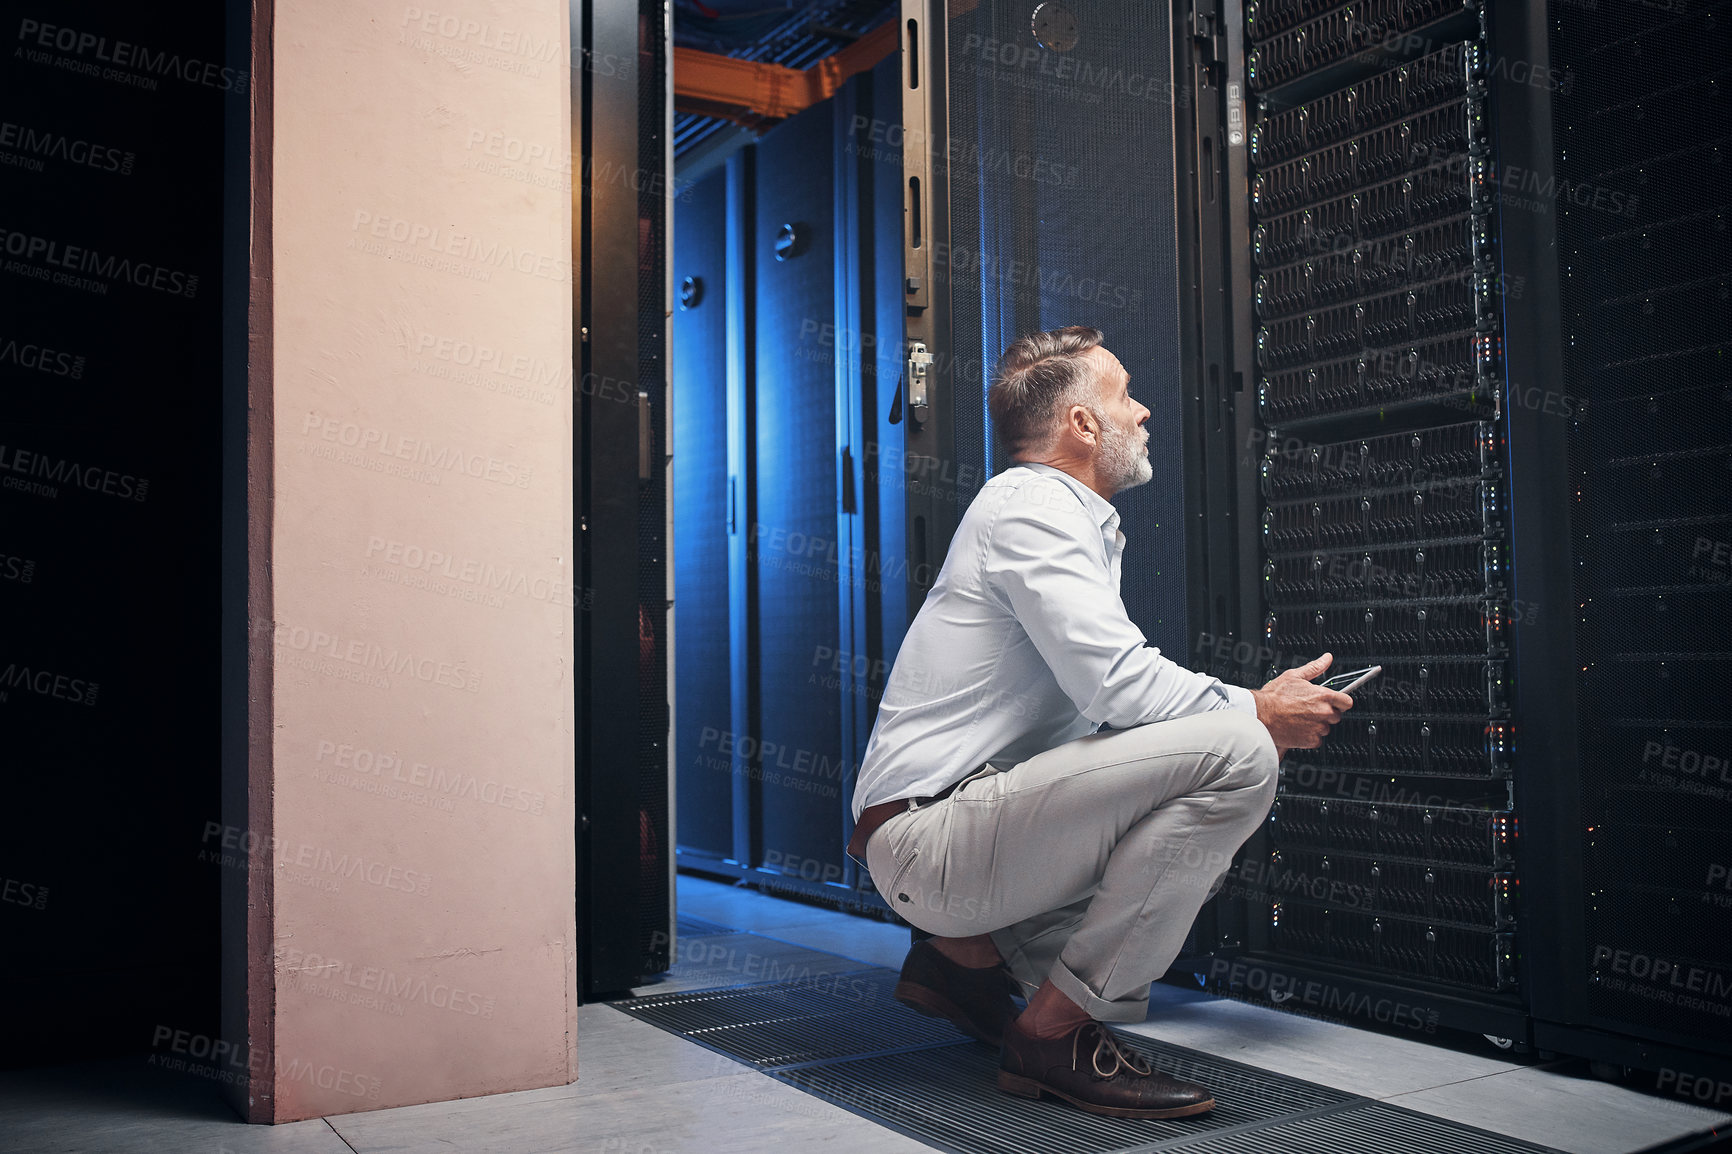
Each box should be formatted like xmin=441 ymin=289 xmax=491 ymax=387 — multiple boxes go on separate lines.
xmin=1095 ymin=409 xmax=1153 ymax=491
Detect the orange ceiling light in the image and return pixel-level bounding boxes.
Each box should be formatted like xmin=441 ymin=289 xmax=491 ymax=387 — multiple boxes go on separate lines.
xmin=673 ymin=19 xmax=899 ymax=126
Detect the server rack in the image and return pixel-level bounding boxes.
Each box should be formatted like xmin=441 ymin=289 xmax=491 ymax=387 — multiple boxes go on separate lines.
xmin=669 ymin=55 xmax=908 ymax=917
xmin=896 ymin=0 xmax=1729 ymax=1077
xmin=1198 ymin=0 xmax=1532 ymax=1041
xmin=1183 ymin=0 xmax=1732 ymax=1075
xmin=1539 ymin=0 xmax=1732 ymax=1079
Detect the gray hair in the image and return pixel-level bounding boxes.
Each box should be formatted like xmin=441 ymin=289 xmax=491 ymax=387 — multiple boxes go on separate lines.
xmin=987 ymin=326 xmax=1106 ymax=457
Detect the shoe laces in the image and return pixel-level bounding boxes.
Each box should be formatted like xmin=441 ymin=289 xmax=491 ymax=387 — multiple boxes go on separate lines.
xmin=1073 ymin=1023 xmax=1154 ymax=1080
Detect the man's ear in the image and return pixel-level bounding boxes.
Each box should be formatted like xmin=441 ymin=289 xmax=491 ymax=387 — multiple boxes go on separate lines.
xmin=1070 ymin=404 xmax=1098 ymax=445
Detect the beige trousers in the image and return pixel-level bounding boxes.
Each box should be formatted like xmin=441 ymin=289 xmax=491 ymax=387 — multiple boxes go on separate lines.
xmin=864 ymin=708 xmax=1278 ymax=1022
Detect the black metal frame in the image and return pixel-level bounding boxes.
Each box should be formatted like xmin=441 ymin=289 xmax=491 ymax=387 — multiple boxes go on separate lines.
xmin=1487 ymin=0 xmax=1583 ymax=1042
xmin=1172 ymin=0 xmax=1260 ymax=964
xmin=898 ymin=0 xmax=956 ymax=612
xmin=575 ymin=0 xmax=674 ymax=1000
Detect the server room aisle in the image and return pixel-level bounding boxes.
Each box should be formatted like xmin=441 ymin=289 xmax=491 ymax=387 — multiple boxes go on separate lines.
xmin=615 ymin=876 xmax=1731 ymax=1154
xmin=1 ymin=873 xmax=1725 ymax=1152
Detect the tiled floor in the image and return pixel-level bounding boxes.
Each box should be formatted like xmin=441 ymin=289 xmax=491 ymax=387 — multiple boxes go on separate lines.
xmin=1 ymin=873 xmax=1727 ymax=1153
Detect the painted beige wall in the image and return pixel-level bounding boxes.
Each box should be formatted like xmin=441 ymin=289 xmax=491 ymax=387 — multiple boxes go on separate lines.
xmin=259 ymin=0 xmax=577 ymax=1121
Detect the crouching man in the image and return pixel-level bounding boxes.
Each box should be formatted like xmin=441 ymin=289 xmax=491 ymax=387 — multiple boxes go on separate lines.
xmin=846 ymin=326 xmax=1353 ymax=1119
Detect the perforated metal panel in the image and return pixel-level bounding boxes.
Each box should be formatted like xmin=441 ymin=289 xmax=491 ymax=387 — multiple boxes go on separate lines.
xmin=673 ymin=167 xmax=735 ymax=862
xmin=941 ymin=0 xmax=1192 ymax=650
xmin=1553 ymin=0 xmax=1732 ymax=1048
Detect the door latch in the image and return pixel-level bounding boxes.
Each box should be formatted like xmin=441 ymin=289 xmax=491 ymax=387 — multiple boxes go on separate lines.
xmin=907 ymin=340 xmax=934 ymax=419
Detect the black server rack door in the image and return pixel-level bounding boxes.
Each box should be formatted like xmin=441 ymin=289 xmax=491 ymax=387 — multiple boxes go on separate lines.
xmin=752 ymin=105 xmax=848 ymax=882
xmin=1552 ymin=0 xmax=1732 ymax=1058
xmin=673 ymin=169 xmax=735 ymax=861
xmin=935 ymin=0 xmax=1193 ymax=655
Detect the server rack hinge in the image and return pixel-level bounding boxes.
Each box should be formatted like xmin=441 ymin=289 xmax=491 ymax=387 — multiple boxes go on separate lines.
xmin=1189 ymin=0 xmax=1224 ymax=66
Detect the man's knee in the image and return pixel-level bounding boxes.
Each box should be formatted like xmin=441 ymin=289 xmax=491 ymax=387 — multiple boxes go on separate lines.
xmin=1215 ymin=709 xmax=1278 ymax=798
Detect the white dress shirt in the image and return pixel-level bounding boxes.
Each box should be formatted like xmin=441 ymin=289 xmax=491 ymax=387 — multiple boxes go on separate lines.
xmin=851 ymin=461 xmax=1259 ymax=820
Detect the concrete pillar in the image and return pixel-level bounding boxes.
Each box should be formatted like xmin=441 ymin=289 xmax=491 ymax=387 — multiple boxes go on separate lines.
xmin=231 ymin=0 xmax=578 ymax=1122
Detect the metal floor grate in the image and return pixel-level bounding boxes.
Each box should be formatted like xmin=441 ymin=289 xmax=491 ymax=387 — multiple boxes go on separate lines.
xmin=611 ymin=967 xmax=1567 ymax=1154
xmin=674 ymin=913 xmax=736 ymax=937
xmin=618 ymin=966 xmax=969 ymax=1066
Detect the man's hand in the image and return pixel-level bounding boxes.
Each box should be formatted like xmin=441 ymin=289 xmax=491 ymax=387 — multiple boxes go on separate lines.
xmin=1250 ymin=653 xmax=1355 ymax=762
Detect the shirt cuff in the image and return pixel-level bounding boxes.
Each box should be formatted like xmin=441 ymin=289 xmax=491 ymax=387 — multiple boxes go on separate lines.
xmin=1221 ymin=683 xmax=1259 ymax=717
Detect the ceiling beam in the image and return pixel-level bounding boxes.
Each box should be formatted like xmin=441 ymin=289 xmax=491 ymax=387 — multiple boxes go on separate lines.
xmin=673 ymin=19 xmax=898 ymax=126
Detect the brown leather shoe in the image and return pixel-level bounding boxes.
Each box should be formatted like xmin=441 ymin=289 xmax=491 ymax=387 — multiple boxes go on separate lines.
xmin=998 ymin=1016 xmax=1216 ymax=1119
xmin=892 ymin=939 xmax=1021 ymax=1046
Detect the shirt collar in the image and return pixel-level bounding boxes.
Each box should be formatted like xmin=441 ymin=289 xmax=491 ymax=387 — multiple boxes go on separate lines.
xmin=1012 ymin=461 xmax=1121 ymax=533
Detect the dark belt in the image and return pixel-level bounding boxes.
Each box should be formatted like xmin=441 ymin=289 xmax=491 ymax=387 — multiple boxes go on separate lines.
xmin=846 ymin=777 xmax=963 ymax=868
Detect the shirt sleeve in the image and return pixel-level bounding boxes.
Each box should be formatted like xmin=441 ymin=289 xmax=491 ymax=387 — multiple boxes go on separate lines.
xmin=985 ymin=478 xmax=1254 ymax=728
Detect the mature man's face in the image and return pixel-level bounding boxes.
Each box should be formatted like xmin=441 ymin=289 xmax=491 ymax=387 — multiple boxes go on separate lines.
xmin=1083 ymin=346 xmax=1153 ymax=492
